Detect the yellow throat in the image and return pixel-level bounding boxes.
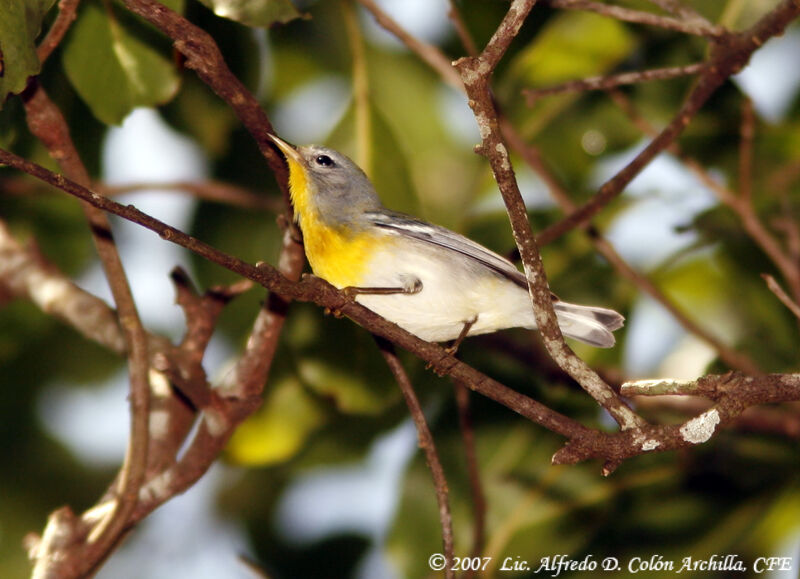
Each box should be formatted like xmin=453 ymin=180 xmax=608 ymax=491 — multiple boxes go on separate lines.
xmin=284 ymin=155 xmax=378 ymax=288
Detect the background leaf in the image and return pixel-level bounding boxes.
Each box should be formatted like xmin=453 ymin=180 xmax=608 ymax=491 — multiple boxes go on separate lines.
xmin=0 ymin=0 xmax=57 ymax=104
xmin=194 ymin=0 xmax=302 ymax=28
xmin=62 ymin=1 xmax=180 ymax=125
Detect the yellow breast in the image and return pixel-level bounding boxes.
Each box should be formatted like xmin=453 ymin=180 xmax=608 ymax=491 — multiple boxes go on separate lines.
xmin=300 ymin=212 xmax=378 ymax=288
xmin=286 ymin=154 xmax=383 ymax=287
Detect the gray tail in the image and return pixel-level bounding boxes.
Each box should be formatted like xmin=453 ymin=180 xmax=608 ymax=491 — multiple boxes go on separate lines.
xmin=553 ymin=301 xmax=624 ymax=348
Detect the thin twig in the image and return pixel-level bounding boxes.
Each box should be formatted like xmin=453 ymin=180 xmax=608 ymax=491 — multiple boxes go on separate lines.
xmin=447 ymin=0 xmax=479 ymax=56
xmin=3 ymin=176 xmax=281 ymax=210
xmin=536 ymin=74 xmax=722 ymax=246
xmin=763 ymin=274 xmax=800 ymax=321
xmin=537 ymin=0 xmax=800 ymax=245
xmin=645 ymin=0 xmax=711 ymax=25
xmin=453 ymin=381 xmax=486 ymax=568
xmin=739 ymin=98 xmax=755 ymax=204
xmin=609 ymin=89 xmax=800 ymax=306
xmin=37 ymin=0 xmax=81 ymax=63
xmin=22 ymin=81 xmax=151 ymax=578
xmin=523 ymin=62 xmax=707 ymax=102
xmin=376 ymin=338 xmax=455 ymax=579
xmin=543 ymin=0 xmax=725 ymax=37
xmin=354 ymin=0 xmax=463 ymax=90
xmin=772 ymin=186 xmax=800 ymax=272
xmin=500 ymin=121 xmax=761 ymax=375
xmin=101 ymin=180 xmax=282 ymax=211
xmin=343 ymin=0 xmax=373 ymax=173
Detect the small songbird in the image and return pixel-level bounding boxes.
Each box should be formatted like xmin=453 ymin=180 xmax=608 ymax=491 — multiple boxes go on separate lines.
xmin=269 ymin=134 xmax=623 ymax=347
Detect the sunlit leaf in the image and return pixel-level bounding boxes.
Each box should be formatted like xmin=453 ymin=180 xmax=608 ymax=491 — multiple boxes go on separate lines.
xmin=62 ymin=2 xmax=180 ymax=125
xmin=164 ymin=75 xmax=238 ymax=157
xmin=328 ymin=99 xmax=419 ymax=215
xmin=283 ymin=305 xmax=401 ymax=415
xmin=508 ymin=11 xmax=635 ymax=88
xmin=194 ymin=0 xmax=302 ymax=28
xmin=227 ymin=377 xmax=326 ymax=465
xmin=0 ymin=0 xmax=57 ymax=104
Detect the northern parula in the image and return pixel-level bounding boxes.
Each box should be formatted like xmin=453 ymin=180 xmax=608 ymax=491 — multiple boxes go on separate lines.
xmin=269 ymin=134 xmax=623 ymax=347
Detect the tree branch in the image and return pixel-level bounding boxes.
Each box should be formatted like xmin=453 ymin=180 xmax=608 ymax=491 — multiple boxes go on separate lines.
xmin=22 ymin=81 xmax=151 ymax=578
xmin=355 ymin=0 xmax=464 ymax=90
xmin=523 ymin=62 xmax=708 ymax=102
xmin=36 ymin=0 xmax=81 ymax=63
xmin=763 ymin=274 xmax=800 ymax=321
xmin=609 ymin=88 xmax=800 ymax=307
xmin=453 ymin=380 xmax=486 ymax=568
xmin=119 ymin=0 xmax=288 ymax=195
xmin=500 ymin=123 xmax=762 ymax=375
xmin=556 ymin=372 xmax=800 ymax=466
xmin=454 ymin=0 xmax=646 ymax=433
xmin=542 ymin=0 xmax=725 ymax=37
xmin=0 ymin=145 xmax=592 ymax=439
xmin=0 ymin=220 xmax=126 ymax=353
xmin=536 ymin=0 xmax=800 ymax=246
xmin=377 ymin=338 xmax=455 ymax=578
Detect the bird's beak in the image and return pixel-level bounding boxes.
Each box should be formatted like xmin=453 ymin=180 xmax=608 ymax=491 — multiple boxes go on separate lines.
xmin=268 ymin=134 xmax=304 ymax=165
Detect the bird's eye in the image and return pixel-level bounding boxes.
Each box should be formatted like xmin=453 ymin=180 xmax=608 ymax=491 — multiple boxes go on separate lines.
xmin=315 ymin=155 xmax=335 ymax=167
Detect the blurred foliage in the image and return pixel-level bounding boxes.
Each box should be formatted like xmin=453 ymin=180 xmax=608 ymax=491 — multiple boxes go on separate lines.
xmin=0 ymin=0 xmax=56 ymax=103
xmin=62 ymin=0 xmax=181 ymax=125
xmin=195 ymin=0 xmax=301 ymax=28
xmin=1 ymin=0 xmax=800 ymax=577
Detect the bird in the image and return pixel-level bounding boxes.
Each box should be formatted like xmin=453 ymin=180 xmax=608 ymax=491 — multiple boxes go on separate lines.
xmin=269 ymin=134 xmax=623 ymax=348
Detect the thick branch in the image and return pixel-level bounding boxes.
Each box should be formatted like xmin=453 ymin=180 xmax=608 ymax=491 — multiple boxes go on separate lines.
xmin=0 ymin=146 xmax=591 ymax=438
xmin=556 ymin=372 xmax=800 ymax=465
xmin=523 ymin=62 xmax=707 ymax=102
xmin=454 ymin=0 xmax=645 ymax=431
xmin=22 ymin=82 xmax=151 ymax=578
xmin=501 ymin=124 xmax=761 ymax=375
xmin=0 ymin=220 xmax=126 ymax=353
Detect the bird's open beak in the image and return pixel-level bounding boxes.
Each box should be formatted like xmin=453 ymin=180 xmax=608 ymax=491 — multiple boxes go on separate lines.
xmin=268 ymin=134 xmax=304 ymax=165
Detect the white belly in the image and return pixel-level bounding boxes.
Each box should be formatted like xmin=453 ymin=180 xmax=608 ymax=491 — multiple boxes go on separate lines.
xmin=352 ymin=240 xmax=535 ymax=342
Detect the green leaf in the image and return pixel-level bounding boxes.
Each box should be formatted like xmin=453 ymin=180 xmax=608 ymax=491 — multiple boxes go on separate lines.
xmin=508 ymin=11 xmax=635 ymax=88
xmin=286 ymin=305 xmax=401 ymax=415
xmin=62 ymin=2 xmax=180 ymax=125
xmin=227 ymin=376 xmax=326 ymax=466
xmin=164 ymin=75 xmax=238 ymax=157
xmin=327 ymin=99 xmax=419 ymax=216
xmin=0 ymin=0 xmax=57 ymax=105
xmin=194 ymin=0 xmax=302 ymax=28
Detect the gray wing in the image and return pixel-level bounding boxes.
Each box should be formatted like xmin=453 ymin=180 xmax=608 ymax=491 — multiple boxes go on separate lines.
xmin=367 ymin=210 xmax=528 ymax=287
xmin=368 ymin=210 xmax=625 ymax=339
